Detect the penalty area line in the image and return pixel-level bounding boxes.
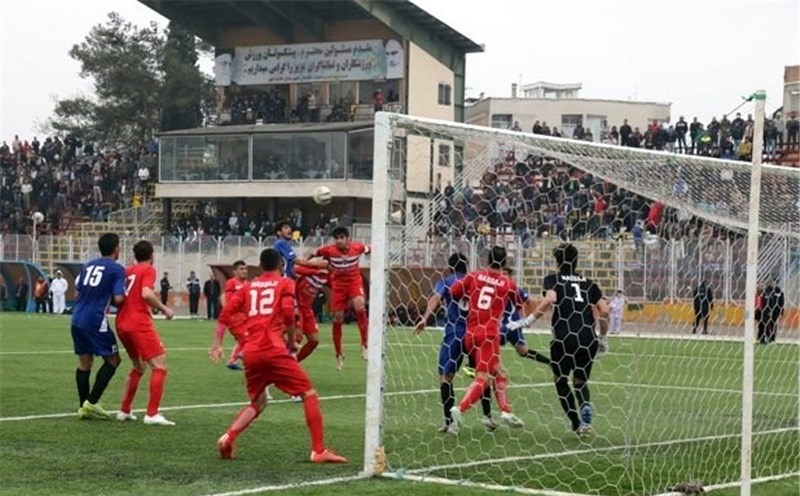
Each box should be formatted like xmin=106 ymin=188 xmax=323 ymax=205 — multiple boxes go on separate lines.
xmin=381 ymin=472 xmax=595 ymax=496
xmin=199 ymin=474 xmax=367 ymax=496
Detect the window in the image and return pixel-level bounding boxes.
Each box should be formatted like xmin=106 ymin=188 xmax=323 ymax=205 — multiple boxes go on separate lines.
xmin=411 ymin=203 xmax=425 ymax=226
xmin=561 ymin=114 xmax=583 ymax=127
xmin=437 ymin=83 xmax=452 ymax=106
xmin=491 ymin=114 xmax=513 ymax=129
xmin=438 ymin=143 xmax=451 ymax=167
xmin=329 ymin=81 xmax=357 ymax=106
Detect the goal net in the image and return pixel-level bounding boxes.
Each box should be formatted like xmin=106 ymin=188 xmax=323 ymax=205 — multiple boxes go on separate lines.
xmin=364 ymin=111 xmax=800 ymax=496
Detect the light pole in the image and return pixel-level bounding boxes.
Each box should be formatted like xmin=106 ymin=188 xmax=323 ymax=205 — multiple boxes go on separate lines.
xmin=32 ymin=211 xmax=44 ymax=264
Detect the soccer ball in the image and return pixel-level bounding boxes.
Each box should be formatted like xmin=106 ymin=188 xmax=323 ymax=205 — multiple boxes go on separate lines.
xmin=312 ymin=185 xmax=333 ymax=206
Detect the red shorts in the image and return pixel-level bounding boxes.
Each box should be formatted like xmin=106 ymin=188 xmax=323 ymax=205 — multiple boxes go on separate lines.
xmin=299 ymin=307 xmax=319 ymax=336
xmin=117 ymin=329 xmax=165 ymax=361
xmin=464 ymin=333 xmax=500 ymax=374
xmin=330 ymin=282 xmax=365 ymax=312
xmin=243 ymin=350 xmax=313 ymax=400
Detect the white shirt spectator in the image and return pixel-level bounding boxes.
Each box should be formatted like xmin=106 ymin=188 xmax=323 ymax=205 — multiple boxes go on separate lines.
xmin=51 ymin=272 xmax=69 ymax=314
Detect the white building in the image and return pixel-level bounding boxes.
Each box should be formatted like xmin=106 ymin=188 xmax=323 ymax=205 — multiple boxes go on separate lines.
xmin=465 ymin=81 xmax=671 ymax=141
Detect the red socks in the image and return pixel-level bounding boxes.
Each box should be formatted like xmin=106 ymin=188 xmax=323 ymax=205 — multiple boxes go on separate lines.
xmin=119 ymin=368 xmax=144 ymax=414
xmin=356 ymin=309 xmax=369 ymax=348
xmin=296 ymin=339 xmax=319 ymax=362
xmin=303 ymin=395 xmax=325 ymax=453
xmin=227 ymin=404 xmax=261 ymax=441
xmin=146 ymin=368 xmax=167 ymax=417
xmin=459 ymin=377 xmax=488 ymax=413
xmin=332 ymin=321 xmax=343 ymax=357
xmin=494 ymin=375 xmax=511 ymax=413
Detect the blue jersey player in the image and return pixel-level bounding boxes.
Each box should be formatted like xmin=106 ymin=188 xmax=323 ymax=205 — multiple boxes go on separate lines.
xmin=414 ymin=253 xmax=475 ymax=434
xmin=273 ymin=220 xmax=324 ymax=278
xmin=499 ymin=267 xmax=551 ymax=365
xmin=71 ymin=233 xmax=127 ymax=419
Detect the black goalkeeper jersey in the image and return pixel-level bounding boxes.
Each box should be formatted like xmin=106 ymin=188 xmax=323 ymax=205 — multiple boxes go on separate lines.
xmin=543 ymin=272 xmax=603 ymax=341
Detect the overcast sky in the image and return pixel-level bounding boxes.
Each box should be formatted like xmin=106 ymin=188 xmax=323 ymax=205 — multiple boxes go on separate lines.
xmin=1 ymin=0 xmax=798 ymax=141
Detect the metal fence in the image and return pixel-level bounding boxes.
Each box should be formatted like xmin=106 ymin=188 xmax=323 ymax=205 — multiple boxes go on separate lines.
xmin=1 ymin=232 xmax=797 ymax=307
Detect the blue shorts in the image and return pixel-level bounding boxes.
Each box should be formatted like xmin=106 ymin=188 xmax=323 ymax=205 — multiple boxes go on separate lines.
xmin=500 ymin=325 xmax=526 ymax=347
xmin=438 ymin=332 xmax=466 ymax=376
xmin=72 ymin=323 xmax=118 ymax=357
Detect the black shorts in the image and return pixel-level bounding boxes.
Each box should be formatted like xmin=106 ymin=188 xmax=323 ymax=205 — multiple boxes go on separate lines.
xmin=550 ymin=333 xmax=598 ymax=381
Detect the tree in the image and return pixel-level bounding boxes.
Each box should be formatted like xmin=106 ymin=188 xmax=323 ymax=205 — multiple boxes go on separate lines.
xmin=160 ymin=21 xmax=206 ymax=131
xmin=53 ymin=12 xmax=164 ymax=145
xmin=48 ymin=97 xmax=97 ymax=140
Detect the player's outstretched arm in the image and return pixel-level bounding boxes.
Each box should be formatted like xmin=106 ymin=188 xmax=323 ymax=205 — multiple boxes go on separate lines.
xmin=414 ymin=293 xmax=442 ymax=334
xmin=142 ymin=286 xmax=174 ymax=319
xmin=509 ymin=290 xmax=556 ymax=330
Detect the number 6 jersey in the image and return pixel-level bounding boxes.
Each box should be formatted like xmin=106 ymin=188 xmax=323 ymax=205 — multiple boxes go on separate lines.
xmin=450 ymin=268 xmax=524 ymax=338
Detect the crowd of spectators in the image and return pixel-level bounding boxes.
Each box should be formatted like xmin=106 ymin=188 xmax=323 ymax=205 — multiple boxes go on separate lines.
xmin=431 ymin=151 xmax=744 ymax=249
xmin=0 ymin=134 xmax=157 ymax=235
xmin=522 ymin=112 xmax=800 ymax=164
xmin=170 ymin=203 xmax=351 ymax=243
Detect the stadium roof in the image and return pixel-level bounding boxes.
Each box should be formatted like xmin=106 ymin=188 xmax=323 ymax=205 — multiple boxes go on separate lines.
xmin=138 ymin=0 xmax=484 ymax=54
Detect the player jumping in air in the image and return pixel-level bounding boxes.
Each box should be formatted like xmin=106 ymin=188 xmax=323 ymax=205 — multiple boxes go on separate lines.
xmin=216 ymin=248 xmax=347 ymax=463
xmin=448 ymin=246 xmax=526 ymax=433
xmin=294 ymin=262 xmax=330 ymax=362
xmin=508 ymin=243 xmax=609 ymax=436
xmin=71 ymin=233 xmax=127 ymax=419
xmin=116 ymin=240 xmax=176 ymax=426
xmin=312 ymin=226 xmax=371 ymax=370
xmin=209 ymin=260 xmax=249 ymax=370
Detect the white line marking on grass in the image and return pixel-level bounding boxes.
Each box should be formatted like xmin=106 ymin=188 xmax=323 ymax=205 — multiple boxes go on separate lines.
xmin=403 ymin=426 xmax=799 ymax=475
xmin=653 ymin=471 xmax=800 ymax=496
xmin=199 ymin=474 xmax=367 ymax=496
xmin=3 ymin=379 xmax=796 ymax=422
xmin=0 ymin=347 xmax=211 ymax=355
xmin=381 ymin=472 xmax=594 ymax=496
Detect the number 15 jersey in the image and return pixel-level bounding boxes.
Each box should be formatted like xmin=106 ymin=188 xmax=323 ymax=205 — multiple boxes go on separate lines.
xmin=450 ymin=269 xmax=524 ymax=338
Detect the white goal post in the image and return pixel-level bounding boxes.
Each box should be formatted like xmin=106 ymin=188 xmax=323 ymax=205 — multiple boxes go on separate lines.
xmin=364 ymin=103 xmax=800 ymax=496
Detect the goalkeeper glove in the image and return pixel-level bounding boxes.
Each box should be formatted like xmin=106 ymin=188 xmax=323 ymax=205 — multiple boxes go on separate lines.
xmin=506 ymin=315 xmax=535 ymax=331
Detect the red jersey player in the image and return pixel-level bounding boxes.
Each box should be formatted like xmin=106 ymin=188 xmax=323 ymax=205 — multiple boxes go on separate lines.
xmin=448 ymin=246 xmax=525 ymax=433
xmin=216 ymin=248 xmax=347 ymax=463
xmin=209 ymin=260 xmax=249 ymax=369
xmin=312 ymin=226 xmax=370 ymax=370
xmin=116 ymin=240 xmax=176 ymax=426
xmin=294 ymin=262 xmax=329 ymax=362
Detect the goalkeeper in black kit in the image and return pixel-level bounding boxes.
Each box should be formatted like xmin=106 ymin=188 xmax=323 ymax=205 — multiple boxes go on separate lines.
xmin=508 ymin=243 xmax=609 ymax=437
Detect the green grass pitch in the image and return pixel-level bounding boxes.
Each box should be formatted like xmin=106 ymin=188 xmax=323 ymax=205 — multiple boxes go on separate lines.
xmin=0 ymin=313 xmax=797 ymax=496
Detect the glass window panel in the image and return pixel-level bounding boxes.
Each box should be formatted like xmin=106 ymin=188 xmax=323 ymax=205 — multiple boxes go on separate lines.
xmin=252 ymin=132 xmax=346 ymax=180
xmin=162 ymin=135 xmax=249 ymax=182
xmin=348 ymin=129 xmax=374 ymax=180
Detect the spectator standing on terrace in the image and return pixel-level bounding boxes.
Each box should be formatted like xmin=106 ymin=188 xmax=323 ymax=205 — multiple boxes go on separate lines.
xmin=373 ymin=89 xmax=384 ymax=113
xmin=675 ymin=116 xmax=688 ymax=153
xmin=619 ymin=119 xmax=631 ymax=147
xmin=787 ymin=114 xmax=799 ymax=149
xmin=730 ymin=113 xmax=745 ymax=148
xmin=689 ymin=117 xmax=702 ymax=153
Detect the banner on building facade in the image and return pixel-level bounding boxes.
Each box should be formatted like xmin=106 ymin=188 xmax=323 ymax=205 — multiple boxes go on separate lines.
xmin=215 ymin=39 xmax=403 ymax=86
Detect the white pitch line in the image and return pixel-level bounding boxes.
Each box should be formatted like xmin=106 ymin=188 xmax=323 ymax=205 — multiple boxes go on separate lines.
xmin=653 ymin=471 xmax=800 ymax=496
xmin=403 ymin=426 xmax=799 ymax=475
xmin=199 ymin=474 xmax=367 ymax=496
xmin=3 ymin=378 xmax=796 ymax=423
xmin=382 ymin=472 xmax=595 ymax=496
